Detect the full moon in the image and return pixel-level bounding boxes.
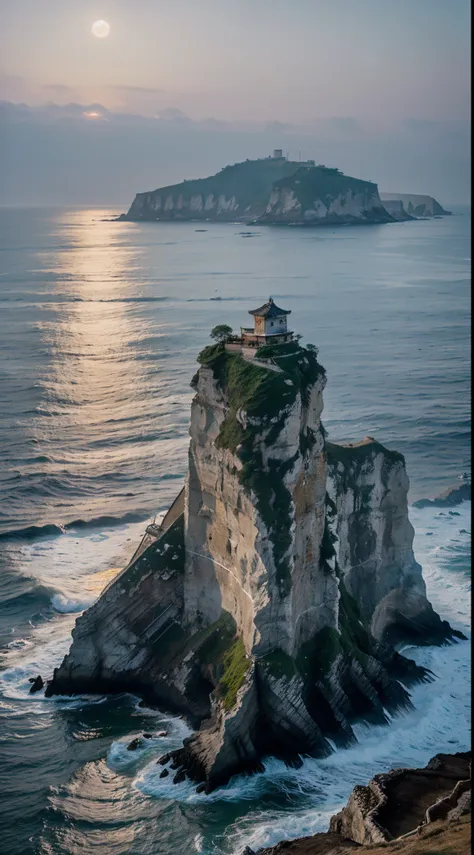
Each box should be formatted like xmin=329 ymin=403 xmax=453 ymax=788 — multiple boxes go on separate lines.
xmin=92 ymin=20 xmax=110 ymax=38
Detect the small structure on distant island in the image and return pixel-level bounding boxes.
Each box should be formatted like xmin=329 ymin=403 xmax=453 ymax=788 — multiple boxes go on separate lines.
xmin=240 ymin=297 xmax=293 ymax=346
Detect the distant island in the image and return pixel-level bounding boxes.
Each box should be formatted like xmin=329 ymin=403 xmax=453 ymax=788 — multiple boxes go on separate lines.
xmin=380 ymin=192 xmax=451 ymax=219
xmin=118 ymin=151 xmax=451 ymax=227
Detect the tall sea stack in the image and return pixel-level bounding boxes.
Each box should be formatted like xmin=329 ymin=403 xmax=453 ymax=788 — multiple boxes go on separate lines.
xmin=46 ymin=303 xmax=463 ymax=792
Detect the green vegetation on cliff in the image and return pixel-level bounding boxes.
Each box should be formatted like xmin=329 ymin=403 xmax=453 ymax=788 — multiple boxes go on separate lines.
xmin=192 ymin=611 xmax=250 ymax=712
xmin=296 ymin=578 xmax=372 ymax=683
xmin=197 ymin=342 xmax=325 ymax=595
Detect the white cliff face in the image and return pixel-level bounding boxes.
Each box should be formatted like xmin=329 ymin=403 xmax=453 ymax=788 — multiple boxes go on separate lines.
xmin=380 ymin=193 xmax=451 ymax=217
xmin=263 ymin=186 xmax=391 ymax=223
xmin=184 ymin=358 xmax=333 ymax=657
xmin=127 ymin=191 xmax=241 ymax=219
xmin=326 ymin=438 xmax=450 ymax=645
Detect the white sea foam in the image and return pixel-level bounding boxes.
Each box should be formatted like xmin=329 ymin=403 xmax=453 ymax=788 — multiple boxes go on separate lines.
xmin=108 ymin=717 xmax=191 ymax=774
xmin=0 ymin=503 xmax=470 ymax=854
xmin=0 ymin=519 xmax=149 ymax=704
xmin=130 ymin=503 xmax=471 ymax=854
xmin=51 ymin=592 xmax=96 ymax=613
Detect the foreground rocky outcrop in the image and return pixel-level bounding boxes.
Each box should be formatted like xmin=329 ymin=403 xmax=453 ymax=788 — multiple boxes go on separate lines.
xmin=380 ymin=193 xmax=451 ymax=218
xmin=46 ymin=339 xmax=464 ymax=791
xmin=254 ymin=752 xmax=471 ymax=854
xmin=120 ymin=156 xmax=393 ymax=225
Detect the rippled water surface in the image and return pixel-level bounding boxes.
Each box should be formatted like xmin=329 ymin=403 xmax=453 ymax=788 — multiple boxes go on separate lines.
xmin=0 ymin=208 xmax=470 ymax=855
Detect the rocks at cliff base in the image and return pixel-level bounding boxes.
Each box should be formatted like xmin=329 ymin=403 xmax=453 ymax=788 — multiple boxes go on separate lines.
xmin=412 ymin=482 xmax=471 ymax=509
xmin=255 ymin=752 xmax=471 ymax=854
xmin=28 ymin=675 xmax=44 ymax=694
xmin=127 ymin=737 xmax=144 ymax=751
xmin=45 ymin=340 xmax=464 ymax=792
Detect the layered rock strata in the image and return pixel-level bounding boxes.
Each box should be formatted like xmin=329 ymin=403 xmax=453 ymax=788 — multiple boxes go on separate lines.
xmin=47 ymin=341 xmax=463 ymax=791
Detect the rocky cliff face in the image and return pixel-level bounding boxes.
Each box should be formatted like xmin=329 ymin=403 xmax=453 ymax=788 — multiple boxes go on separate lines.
xmin=326 ymin=439 xmax=458 ymax=646
xmin=255 ymin=752 xmax=471 ymax=854
xmin=121 ymin=159 xmax=393 ymax=225
xmin=380 ymin=193 xmax=451 ymax=217
xmin=258 ymin=167 xmax=393 ymax=224
xmin=46 ymin=341 xmax=462 ymax=792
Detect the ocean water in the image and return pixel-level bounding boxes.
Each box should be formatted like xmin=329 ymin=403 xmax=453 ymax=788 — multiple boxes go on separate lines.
xmin=0 ymin=207 xmax=470 ymax=855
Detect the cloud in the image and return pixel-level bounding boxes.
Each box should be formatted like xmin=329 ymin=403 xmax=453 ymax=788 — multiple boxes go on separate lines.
xmin=0 ymin=73 xmax=30 ymax=101
xmin=402 ymin=117 xmax=468 ymax=137
xmin=108 ymin=85 xmax=165 ymax=95
xmin=0 ymin=101 xmax=470 ymax=207
xmin=327 ymin=117 xmax=359 ymax=134
xmin=156 ymin=107 xmax=189 ymax=121
xmin=43 ymin=84 xmax=75 ymax=93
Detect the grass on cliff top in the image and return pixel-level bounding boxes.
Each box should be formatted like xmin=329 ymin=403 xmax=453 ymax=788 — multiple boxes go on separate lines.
xmin=326 ymin=439 xmax=404 ymax=498
xmin=326 ymin=439 xmax=404 ymax=468
xmin=197 ymin=342 xmax=325 ymax=596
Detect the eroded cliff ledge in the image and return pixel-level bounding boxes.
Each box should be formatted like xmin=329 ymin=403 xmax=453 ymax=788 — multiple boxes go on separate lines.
xmin=255 ymin=751 xmax=471 ymax=854
xmin=46 ymin=340 xmax=464 ymax=792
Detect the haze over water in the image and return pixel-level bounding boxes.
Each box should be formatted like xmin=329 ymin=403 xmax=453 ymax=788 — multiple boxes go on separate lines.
xmin=0 ymin=208 xmax=470 ymax=854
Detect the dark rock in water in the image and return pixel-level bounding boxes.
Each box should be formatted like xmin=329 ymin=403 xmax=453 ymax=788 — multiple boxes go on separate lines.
xmin=158 ymin=753 xmax=171 ymax=766
xmin=195 ymin=782 xmax=206 ymax=794
xmin=126 ymin=737 xmax=143 ymax=751
xmin=142 ymin=733 xmax=153 ymax=739
xmin=173 ymin=768 xmax=186 ymax=784
xmin=29 ymin=675 xmax=44 ymax=694
xmin=159 ymin=768 xmax=169 ymax=778
xmin=241 ymin=848 xmax=256 ymax=855
xmin=449 ymin=511 xmax=460 ymax=516
xmin=413 ymin=483 xmax=471 ymax=509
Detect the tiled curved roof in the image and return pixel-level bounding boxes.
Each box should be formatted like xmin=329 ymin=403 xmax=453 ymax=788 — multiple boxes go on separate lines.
xmin=249 ymin=298 xmax=291 ymax=318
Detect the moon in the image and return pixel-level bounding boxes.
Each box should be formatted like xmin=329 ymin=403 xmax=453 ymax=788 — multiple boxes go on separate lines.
xmin=92 ymin=20 xmax=110 ymax=38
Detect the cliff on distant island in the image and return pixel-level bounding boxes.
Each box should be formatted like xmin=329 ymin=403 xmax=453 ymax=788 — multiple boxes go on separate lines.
xmin=255 ymin=751 xmax=471 ymax=854
xmin=380 ymin=193 xmax=451 ymax=218
xmin=258 ymin=167 xmax=393 ymax=225
xmin=46 ymin=339 xmax=464 ymax=792
xmin=121 ymin=156 xmax=393 ymax=225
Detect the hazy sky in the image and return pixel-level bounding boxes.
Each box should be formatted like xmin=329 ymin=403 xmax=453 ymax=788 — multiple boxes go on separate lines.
xmin=0 ymin=0 xmax=471 ymax=205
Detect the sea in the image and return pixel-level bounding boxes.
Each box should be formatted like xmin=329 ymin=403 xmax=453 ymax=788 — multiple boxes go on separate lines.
xmin=0 ymin=207 xmax=470 ymax=855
